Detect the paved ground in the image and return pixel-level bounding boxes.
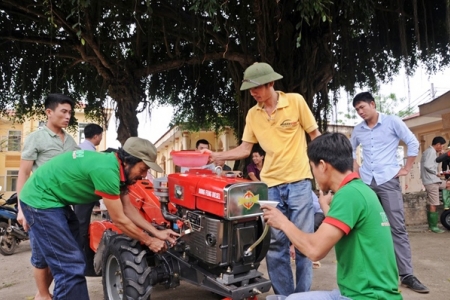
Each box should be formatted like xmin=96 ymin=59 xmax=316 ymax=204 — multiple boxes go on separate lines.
xmin=1 ymin=225 xmax=449 ymax=300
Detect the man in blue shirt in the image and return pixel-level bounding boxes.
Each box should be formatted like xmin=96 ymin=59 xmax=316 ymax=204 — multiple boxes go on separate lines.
xmin=350 ymin=92 xmax=428 ymax=294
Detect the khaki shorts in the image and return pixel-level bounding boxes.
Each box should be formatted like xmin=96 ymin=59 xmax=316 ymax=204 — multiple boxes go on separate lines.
xmin=424 ymin=182 xmax=446 ymax=205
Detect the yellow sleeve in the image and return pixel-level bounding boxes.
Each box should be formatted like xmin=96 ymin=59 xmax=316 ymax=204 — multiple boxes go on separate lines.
xmin=297 ymin=94 xmax=318 ymax=133
xmin=242 ymin=109 xmax=258 ymax=143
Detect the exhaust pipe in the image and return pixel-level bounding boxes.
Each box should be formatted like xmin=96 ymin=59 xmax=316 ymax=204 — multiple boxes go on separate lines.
xmin=153 ymin=177 xmax=179 ymax=222
xmin=160 ymin=201 xmax=178 ymax=222
xmin=8 ymin=226 xmax=28 ymax=240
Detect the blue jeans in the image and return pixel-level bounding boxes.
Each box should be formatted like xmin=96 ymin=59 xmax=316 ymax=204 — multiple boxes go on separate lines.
xmin=21 ymin=202 xmax=89 ymax=300
xmin=286 ymin=289 xmax=351 ymax=300
xmin=266 ymin=180 xmax=314 ymax=295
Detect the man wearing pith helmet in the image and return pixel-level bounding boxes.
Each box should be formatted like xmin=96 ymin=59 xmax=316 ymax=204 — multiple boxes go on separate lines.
xmin=205 ymin=62 xmax=321 ymax=296
xmin=18 ymin=137 xmax=179 ymax=299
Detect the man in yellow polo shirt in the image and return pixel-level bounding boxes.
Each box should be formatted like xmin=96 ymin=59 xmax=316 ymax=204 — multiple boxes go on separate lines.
xmin=206 ymin=62 xmax=321 ymax=296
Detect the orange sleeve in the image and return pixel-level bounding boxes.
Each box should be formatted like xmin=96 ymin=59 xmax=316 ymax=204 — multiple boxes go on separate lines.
xmin=323 ymin=216 xmax=351 ymax=235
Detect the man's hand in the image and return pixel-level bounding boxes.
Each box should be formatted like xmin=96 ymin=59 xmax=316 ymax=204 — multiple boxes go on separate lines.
xmin=261 ymin=205 xmax=289 ymax=230
xmin=200 ymin=149 xmax=215 ymax=164
xmin=145 ymin=237 xmax=167 ymax=253
xmin=396 ymin=167 xmax=410 ymax=177
xmin=17 ymin=210 xmax=29 ymax=231
xmin=289 ymin=244 xmax=295 ymax=260
xmin=318 ymin=190 xmax=332 ymax=206
xmin=152 ymin=229 xmax=179 ymax=246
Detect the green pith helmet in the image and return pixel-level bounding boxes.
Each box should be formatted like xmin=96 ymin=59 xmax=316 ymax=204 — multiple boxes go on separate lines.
xmin=240 ymin=62 xmax=283 ymax=91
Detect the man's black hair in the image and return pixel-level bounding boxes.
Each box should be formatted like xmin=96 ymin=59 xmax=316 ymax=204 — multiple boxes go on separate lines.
xmin=352 ymin=92 xmax=375 ymax=108
xmin=117 ymin=147 xmax=143 ymax=194
xmin=84 ymin=124 xmax=103 ymax=139
xmin=196 ymin=139 xmax=210 ymax=149
xmin=307 ymin=132 xmax=353 ymax=173
xmin=44 ymin=93 xmax=75 ymax=110
xmin=252 ymin=147 xmax=265 ymax=157
xmin=432 ymin=136 xmax=446 ymax=146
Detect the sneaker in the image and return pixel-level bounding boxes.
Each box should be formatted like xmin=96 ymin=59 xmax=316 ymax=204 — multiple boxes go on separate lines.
xmin=401 ymin=275 xmax=429 ymax=293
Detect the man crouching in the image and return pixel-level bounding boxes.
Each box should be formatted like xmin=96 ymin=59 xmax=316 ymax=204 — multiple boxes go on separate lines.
xmin=261 ymin=133 xmax=402 ymax=299
xmin=18 ymin=137 xmax=179 ymax=300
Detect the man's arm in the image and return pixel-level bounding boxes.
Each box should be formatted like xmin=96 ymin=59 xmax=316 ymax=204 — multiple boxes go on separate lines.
xmin=103 ymin=197 xmax=167 ymax=253
xmin=121 ymin=194 xmax=178 ymax=243
xmin=353 ymin=160 xmax=360 ymax=176
xmin=262 ymin=205 xmax=343 ymax=261
xmin=248 ymin=172 xmax=259 ymax=181
xmin=308 ymin=129 xmax=321 ymax=141
xmin=210 ymin=141 xmax=254 ymax=161
xmin=398 ymin=156 xmax=417 ymax=177
xmin=436 ymin=151 xmax=450 ymax=163
xmin=394 ymin=117 xmax=419 ymax=176
xmin=16 ymin=160 xmax=34 ymax=198
xmin=16 ymin=160 xmax=34 ymax=230
xmin=350 ymin=134 xmax=360 ymax=176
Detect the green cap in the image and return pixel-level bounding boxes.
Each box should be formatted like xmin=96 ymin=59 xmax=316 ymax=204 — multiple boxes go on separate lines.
xmin=123 ymin=137 xmax=164 ymax=173
xmin=240 ymin=62 xmax=283 ymax=91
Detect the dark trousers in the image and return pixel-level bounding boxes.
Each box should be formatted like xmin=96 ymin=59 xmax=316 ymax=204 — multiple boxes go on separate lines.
xmin=73 ymin=202 xmax=96 ymax=275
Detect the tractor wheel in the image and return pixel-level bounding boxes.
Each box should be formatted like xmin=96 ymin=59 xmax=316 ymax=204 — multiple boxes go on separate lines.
xmin=102 ymin=235 xmax=152 ymax=300
xmin=0 ymin=221 xmax=17 ymax=256
xmin=440 ymin=210 xmax=450 ymax=230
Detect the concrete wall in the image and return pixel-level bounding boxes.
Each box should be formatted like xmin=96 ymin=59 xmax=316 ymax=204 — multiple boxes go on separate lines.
xmin=403 ymin=191 xmax=446 ymax=225
xmin=403 ymin=192 xmax=427 ymax=225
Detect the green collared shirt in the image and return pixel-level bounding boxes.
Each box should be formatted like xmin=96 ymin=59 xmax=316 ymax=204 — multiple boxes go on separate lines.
xmin=21 ymin=125 xmax=79 ymax=172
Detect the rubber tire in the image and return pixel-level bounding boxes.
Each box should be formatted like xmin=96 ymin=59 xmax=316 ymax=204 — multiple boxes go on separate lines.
xmin=440 ymin=210 xmax=450 ymax=230
xmin=0 ymin=221 xmax=17 ymax=256
xmin=102 ymin=235 xmax=152 ymax=300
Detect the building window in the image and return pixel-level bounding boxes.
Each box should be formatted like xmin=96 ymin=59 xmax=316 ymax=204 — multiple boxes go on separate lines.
xmin=78 ymin=123 xmax=88 ymax=144
xmin=6 ymin=170 xmax=18 ymax=191
xmin=7 ymin=130 xmax=21 ymax=151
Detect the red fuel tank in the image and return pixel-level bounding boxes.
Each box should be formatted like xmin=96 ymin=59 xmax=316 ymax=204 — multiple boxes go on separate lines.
xmin=168 ymin=170 xmax=268 ymax=219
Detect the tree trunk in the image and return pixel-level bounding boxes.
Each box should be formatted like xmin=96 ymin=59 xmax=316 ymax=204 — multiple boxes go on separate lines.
xmin=108 ymin=83 xmax=142 ymax=145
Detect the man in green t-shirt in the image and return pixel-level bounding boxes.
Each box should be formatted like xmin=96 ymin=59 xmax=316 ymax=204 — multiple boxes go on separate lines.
xmin=18 ymin=137 xmax=179 ymax=300
xmin=261 ymin=133 xmax=402 ymax=299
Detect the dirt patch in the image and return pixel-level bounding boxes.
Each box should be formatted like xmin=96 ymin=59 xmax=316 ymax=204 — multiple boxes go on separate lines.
xmin=1 ymin=225 xmax=448 ymax=299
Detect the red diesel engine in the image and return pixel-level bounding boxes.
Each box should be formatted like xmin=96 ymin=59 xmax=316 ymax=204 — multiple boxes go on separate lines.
xmin=160 ymin=169 xmax=270 ymax=271
xmin=91 ymin=168 xmax=272 ymax=300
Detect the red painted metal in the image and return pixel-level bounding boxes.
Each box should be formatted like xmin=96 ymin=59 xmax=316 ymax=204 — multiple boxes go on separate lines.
xmin=89 ymin=173 xmax=251 ymax=251
xmin=89 ymin=220 xmax=121 ymax=252
xmin=127 ymin=179 xmax=175 ymax=226
xmin=168 ymin=171 xmax=249 ymax=218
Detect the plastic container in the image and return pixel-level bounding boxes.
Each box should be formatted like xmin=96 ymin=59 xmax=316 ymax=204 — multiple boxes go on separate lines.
xmin=266 ymin=295 xmax=287 ymax=300
xmin=170 ymin=150 xmax=209 ymax=167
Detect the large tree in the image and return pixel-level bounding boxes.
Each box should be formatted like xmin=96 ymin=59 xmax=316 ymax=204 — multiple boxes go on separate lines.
xmin=0 ymin=0 xmax=449 ymax=144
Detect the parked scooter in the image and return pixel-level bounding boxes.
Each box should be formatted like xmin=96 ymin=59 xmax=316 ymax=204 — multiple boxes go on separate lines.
xmin=0 ymin=189 xmax=29 ymax=255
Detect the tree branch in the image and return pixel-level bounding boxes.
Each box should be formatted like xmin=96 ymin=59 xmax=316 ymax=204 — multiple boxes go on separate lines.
xmin=134 ymin=52 xmax=254 ymax=78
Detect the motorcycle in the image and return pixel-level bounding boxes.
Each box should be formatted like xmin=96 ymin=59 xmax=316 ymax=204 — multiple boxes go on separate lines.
xmin=0 ymin=191 xmax=29 ymax=255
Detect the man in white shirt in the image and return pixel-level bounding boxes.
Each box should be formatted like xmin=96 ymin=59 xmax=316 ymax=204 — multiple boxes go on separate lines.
xmin=180 ymin=139 xmax=215 ymax=173
xmin=74 ymin=123 xmax=104 ymax=275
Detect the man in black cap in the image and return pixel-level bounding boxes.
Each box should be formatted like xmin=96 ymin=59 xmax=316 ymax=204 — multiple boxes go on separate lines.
xmin=18 ymin=137 xmax=179 ymax=300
